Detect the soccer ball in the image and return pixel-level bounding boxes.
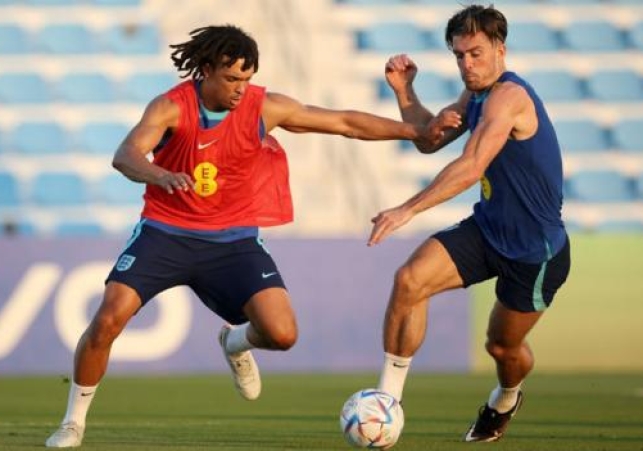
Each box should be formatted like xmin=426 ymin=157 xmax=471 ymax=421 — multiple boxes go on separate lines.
xmin=339 ymin=388 xmax=404 ymax=449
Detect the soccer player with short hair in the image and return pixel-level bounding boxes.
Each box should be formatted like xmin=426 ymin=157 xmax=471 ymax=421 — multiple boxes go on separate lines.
xmin=368 ymin=4 xmax=571 ymax=442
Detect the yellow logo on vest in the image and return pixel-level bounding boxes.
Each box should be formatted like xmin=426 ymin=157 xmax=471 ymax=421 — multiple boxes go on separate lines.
xmin=481 ymin=175 xmax=492 ymax=200
xmin=194 ymin=162 xmax=218 ymax=197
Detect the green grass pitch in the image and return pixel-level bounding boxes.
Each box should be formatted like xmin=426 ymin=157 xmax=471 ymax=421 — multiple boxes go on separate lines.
xmin=1 ymin=373 xmax=642 ymax=450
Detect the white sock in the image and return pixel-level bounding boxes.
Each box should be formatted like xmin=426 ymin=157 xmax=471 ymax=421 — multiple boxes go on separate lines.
xmin=488 ymin=383 xmax=522 ymax=413
xmin=61 ymin=381 xmax=98 ymax=427
xmin=377 ymin=352 xmax=412 ymax=402
xmin=224 ymin=323 xmax=254 ymax=354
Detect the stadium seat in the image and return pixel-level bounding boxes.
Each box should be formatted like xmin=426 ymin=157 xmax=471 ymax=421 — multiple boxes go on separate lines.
xmin=121 ymin=72 xmax=177 ymax=103
xmin=507 ymin=22 xmax=560 ymax=53
xmin=8 ymin=122 xmax=69 ymax=154
xmin=76 ymin=121 xmax=129 ymax=155
xmin=25 ymin=0 xmax=80 ymax=4
xmin=594 ymin=219 xmax=643 ymax=233
xmin=102 ymin=23 xmax=161 ymax=55
xmin=31 ymin=172 xmax=89 ymax=206
xmin=378 ymin=71 xmax=455 ymax=102
xmin=554 ymin=120 xmax=610 ymax=153
xmin=565 ymin=170 xmax=635 ymax=202
xmin=611 ymin=120 xmax=643 ymax=153
xmin=636 ymin=172 xmax=643 ymax=199
xmin=56 ymin=73 xmax=118 ymax=103
xmin=95 ymin=172 xmax=145 ymax=205
xmin=0 ymin=72 xmax=52 ymax=103
xmin=1 ymin=218 xmax=37 ymax=236
xmin=561 ymin=21 xmax=626 ymax=52
xmin=36 ymin=24 xmax=99 ymax=54
xmin=0 ymin=24 xmax=31 ymax=54
xmin=54 ymin=220 xmax=106 ymax=236
xmin=629 ymin=21 xmax=643 ymax=50
xmin=356 ymin=21 xmax=435 ymax=52
xmin=526 ymin=71 xmax=585 ymax=102
xmin=0 ymin=171 xmax=20 ymax=206
xmin=586 ymin=70 xmax=643 ymax=102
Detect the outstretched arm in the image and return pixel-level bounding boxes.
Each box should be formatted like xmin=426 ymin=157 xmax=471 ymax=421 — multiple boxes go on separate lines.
xmin=112 ymin=96 xmax=195 ymax=194
xmin=368 ymin=82 xmax=528 ymax=245
xmin=262 ymin=92 xmax=425 ymax=141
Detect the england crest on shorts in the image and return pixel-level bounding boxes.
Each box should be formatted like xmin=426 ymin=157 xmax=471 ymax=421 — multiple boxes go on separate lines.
xmin=116 ymin=254 xmax=136 ymax=272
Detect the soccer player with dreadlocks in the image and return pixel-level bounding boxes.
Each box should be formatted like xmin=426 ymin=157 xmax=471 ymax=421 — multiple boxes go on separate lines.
xmin=45 ymin=25 xmax=457 ymax=447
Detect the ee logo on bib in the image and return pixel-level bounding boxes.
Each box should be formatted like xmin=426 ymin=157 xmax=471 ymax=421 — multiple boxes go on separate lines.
xmin=194 ymin=162 xmax=218 ymax=197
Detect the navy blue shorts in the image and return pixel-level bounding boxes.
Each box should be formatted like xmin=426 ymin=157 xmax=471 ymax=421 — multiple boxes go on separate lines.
xmin=106 ymin=224 xmax=286 ymax=324
xmin=433 ymin=216 xmax=570 ymax=312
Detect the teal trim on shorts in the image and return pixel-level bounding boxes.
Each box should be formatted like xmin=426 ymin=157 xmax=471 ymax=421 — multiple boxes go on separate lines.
xmin=532 ymin=240 xmax=553 ymax=311
xmin=124 ymin=218 xmax=145 ymax=251
xmin=257 ymin=236 xmax=270 ymax=255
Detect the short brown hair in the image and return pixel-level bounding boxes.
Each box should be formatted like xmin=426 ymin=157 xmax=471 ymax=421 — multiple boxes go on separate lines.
xmin=445 ymin=4 xmax=508 ymax=50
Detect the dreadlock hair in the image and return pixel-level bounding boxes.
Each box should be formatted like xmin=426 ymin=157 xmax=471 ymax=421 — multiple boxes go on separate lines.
xmin=169 ymin=25 xmax=259 ymax=79
xmin=445 ymin=4 xmax=507 ymax=50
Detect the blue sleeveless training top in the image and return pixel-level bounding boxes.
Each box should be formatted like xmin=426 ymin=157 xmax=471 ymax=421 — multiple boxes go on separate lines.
xmin=467 ymin=71 xmax=566 ymax=264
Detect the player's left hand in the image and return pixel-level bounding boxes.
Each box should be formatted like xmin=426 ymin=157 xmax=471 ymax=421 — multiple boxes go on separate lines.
xmin=368 ymin=206 xmax=414 ymax=246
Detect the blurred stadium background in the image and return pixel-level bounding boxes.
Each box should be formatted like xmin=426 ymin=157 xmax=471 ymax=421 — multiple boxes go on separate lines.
xmin=0 ymin=0 xmax=642 ymax=378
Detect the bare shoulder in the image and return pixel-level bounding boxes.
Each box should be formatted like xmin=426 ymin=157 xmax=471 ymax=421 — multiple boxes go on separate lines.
xmin=140 ymin=94 xmax=181 ymax=127
xmin=262 ymin=91 xmax=304 ymax=131
xmin=490 ymin=81 xmax=530 ymax=108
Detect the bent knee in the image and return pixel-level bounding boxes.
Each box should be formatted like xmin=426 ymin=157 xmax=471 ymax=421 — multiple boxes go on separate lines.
xmin=267 ymin=323 xmax=298 ymax=351
xmin=485 ymin=340 xmax=520 ymax=361
xmin=86 ymin=315 xmax=125 ymax=347
xmin=394 ymin=265 xmax=434 ymax=300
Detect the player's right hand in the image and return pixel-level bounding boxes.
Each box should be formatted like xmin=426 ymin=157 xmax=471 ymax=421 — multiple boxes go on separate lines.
xmin=157 ymin=172 xmax=195 ymax=194
xmin=385 ymin=54 xmax=418 ymax=93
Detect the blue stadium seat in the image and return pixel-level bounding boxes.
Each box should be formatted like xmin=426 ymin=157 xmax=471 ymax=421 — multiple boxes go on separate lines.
xmin=95 ymin=173 xmax=145 ymax=204
xmin=594 ymin=219 xmax=643 ymax=233
xmin=102 ymin=23 xmax=160 ymax=55
xmin=31 ymin=172 xmax=89 ymax=206
xmin=0 ymin=72 xmax=52 ymax=103
xmin=611 ymin=120 xmax=643 ymax=153
xmin=0 ymin=24 xmax=31 ymax=54
xmin=36 ymin=24 xmax=99 ymax=54
xmin=76 ymin=121 xmax=129 ymax=154
xmin=561 ymin=21 xmax=626 ymax=52
xmin=566 ymin=170 xmax=635 ymax=202
xmin=357 ymin=21 xmax=435 ymax=52
xmin=507 ymin=22 xmax=560 ymax=53
xmin=636 ymin=172 xmax=643 ymax=199
xmin=9 ymin=122 xmax=69 ymax=154
xmin=1 ymin=218 xmax=37 ymax=237
xmin=56 ymin=73 xmax=118 ymax=103
xmin=586 ymin=70 xmax=643 ymax=102
xmin=629 ymin=21 xmax=643 ymax=50
xmin=121 ymin=72 xmax=177 ymax=103
xmin=526 ymin=71 xmax=585 ymax=102
xmin=554 ymin=120 xmax=610 ymax=153
xmin=0 ymin=171 xmax=20 ymax=206
xmin=26 ymin=0 xmax=80 ymax=4
xmin=54 ymin=220 xmax=106 ymax=236
xmin=378 ymin=71 xmax=455 ymax=102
